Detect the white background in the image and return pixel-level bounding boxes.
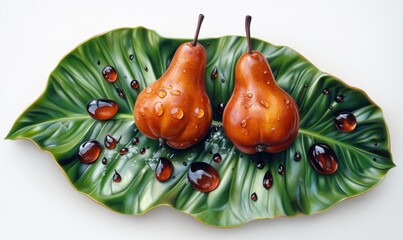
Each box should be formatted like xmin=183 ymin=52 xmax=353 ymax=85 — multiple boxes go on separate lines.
xmin=1 ymin=0 xmax=402 ymax=239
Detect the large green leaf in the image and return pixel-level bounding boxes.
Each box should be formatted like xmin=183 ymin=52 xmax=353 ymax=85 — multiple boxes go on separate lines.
xmin=7 ymin=27 xmax=394 ymax=227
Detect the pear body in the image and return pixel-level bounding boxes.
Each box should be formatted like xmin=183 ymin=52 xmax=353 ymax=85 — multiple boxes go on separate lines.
xmin=223 ymin=51 xmax=299 ymax=154
xmin=134 ymin=43 xmax=212 ymax=149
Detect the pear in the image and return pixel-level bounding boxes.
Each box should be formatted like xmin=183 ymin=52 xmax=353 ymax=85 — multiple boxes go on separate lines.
xmin=223 ymin=16 xmax=299 ymax=154
xmin=134 ymin=14 xmax=212 ymax=149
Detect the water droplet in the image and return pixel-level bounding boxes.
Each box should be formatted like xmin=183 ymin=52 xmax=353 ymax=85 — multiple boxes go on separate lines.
xmin=113 ymin=170 xmax=122 ymax=183
xmin=87 ymin=99 xmax=118 ymax=120
xmin=251 ymin=192 xmax=258 ymax=201
xmin=78 ymin=140 xmax=101 ymax=164
xmin=278 ymin=164 xmax=285 ymax=176
xmin=144 ymin=66 xmax=148 ymax=72
xmin=154 ymin=102 xmax=164 ymax=116
xmin=256 ymin=144 xmax=265 ymax=152
xmin=130 ymin=80 xmax=139 ymax=89
xmin=241 ymin=119 xmax=247 ymax=128
xmin=165 ymin=84 xmax=173 ymax=90
xmin=328 ymin=105 xmax=334 ymax=110
xmin=96 ymin=60 xmax=100 ymax=65
xmin=155 ymin=157 xmax=173 ymax=182
xmin=157 ymin=89 xmax=167 ymax=99
xmin=263 ymin=70 xmax=268 ymax=74
xmin=263 ymin=170 xmax=273 ymax=189
xmin=146 ymin=87 xmax=153 ymax=94
xmin=322 ymin=88 xmax=329 ymax=95
xmin=256 ymin=161 xmax=265 ymax=169
xmin=277 ymin=117 xmax=280 ymax=121
xmin=129 ymin=54 xmax=134 ymax=60
xmin=115 ymin=86 xmax=125 ymax=99
xmin=308 ymin=143 xmax=338 ymax=175
xmin=194 ymin=107 xmax=205 ymax=119
xmin=140 ymin=148 xmax=146 ymax=154
xmin=304 ymin=83 xmax=309 ymax=88
xmin=266 ymin=81 xmax=271 ymax=85
xmin=183 ymin=70 xmax=186 ymax=73
xmin=211 ymin=66 xmax=218 ymax=79
xmin=247 ymin=93 xmax=253 ymax=98
xmin=104 ymin=135 xmax=119 ymax=150
xmin=170 ymin=89 xmax=181 ymax=96
xmin=102 ymin=157 xmax=108 ymax=165
xmin=240 ymin=154 xmax=244 ymax=158
xmin=221 ymin=78 xmax=225 ymax=83
xmin=244 ymin=102 xmax=253 ymax=109
xmin=335 ymin=112 xmax=357 ymax=132
xmin=187 ymin=162 xmax=220 ymax=192
xmin=182 ymin=161 xmax=188 ymax=166
xmin=217 ymin=103 xmax=226 ymax=115
xmin=259 ymin=100 xmax=270 ymax=109
xmin=102 ymin=65 xmax=117 ymax=83
xmin=335 ymin=95 xmax=345 ymax=103
xmin=119 ymin=148 xmax=128 ymax=155
xmin=284 ymin=98 xmax=290 ymax=104
xmin=294 ymin=151 xmax=301 ymax=161
xmin=213 ymin=153 xmax=222 ymax=163
xmin=170 ymin=107 xmax=184 ymax=120
xmin=132 ymin=137 xmax=139 ymax=145
xmin=271 ymin=127 xmax=276 ymax=132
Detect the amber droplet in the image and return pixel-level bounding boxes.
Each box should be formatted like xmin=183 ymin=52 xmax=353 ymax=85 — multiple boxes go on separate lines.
xmin=78 ymin=140 xmax=102 ymax=164
xmin=278 ymin=164 xmax=285 ymax=176
xmin=294 ymin=151 xmax=301 ymax=161
xmin=155 ymin=157 xmax=173 ymax=182
xmin=213 ymin=153 xmax=222 ymax=163
xmin=102 ymin=157 xmax=108 ymax=165
xmin=251 ymin=192 xmax=258 ymax=201
xmin=263 ymin=170 xmax=273 ymax=189
xmin=132 ymin=137 xmax=139 ymax=145
xmin=217 ymin=103 xmax=226 ymax=115
xmin=170 ymin=107 xmax=184 ymax=119
xmin=247 ymin=93 xmax=253 ymax=98
xmin=104 ymin=135 xmax=120 ymax=150
xmin=256 ymin=161 xmax=264 ymax=169
xmin=308 ymin=143 xmax=338 ymax=175
xmin=130 ymin=80 xmax=139 ymax=89
xmin=87 ymin=99 xmax=118 ymax=120
xmin=102 ymin=66 xmax=117 ymax=83
xmin=140 ymin=148 xmax=146 ymax=154
xmin=335 ymin=95 xmax=344 ymax=103
xmin=170 ymin=89 xmax=181 ymax=96
xmin=119 ymin=148 xmax=128 ymax=155
xmin=113 ymin=170 xmax=122 ymax=183
xmin=259 ymin=100 xmax=270 ymax=109
xmin=157 ymin=89 xmax=167 ymax=99
xmin=322 ymin=88 xmax=329 ymax=95
xmin=154 ymin=102 xmax=164 ymax=116
xmin=188 ymin=162 xmax=220 ymax=192
xmin=335 ymin=112 xmax=357 ymax=132
xmin=211 ymin=66 xmax=218 ymax=79
xmin=194 ymin=108 xmax=204 ymax=118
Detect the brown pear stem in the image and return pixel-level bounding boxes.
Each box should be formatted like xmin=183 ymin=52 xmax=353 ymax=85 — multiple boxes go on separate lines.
xmin=192 ymin=14 xmax=204 ymax=46
xmin=245 ymin=15 xmax=253 ymax=54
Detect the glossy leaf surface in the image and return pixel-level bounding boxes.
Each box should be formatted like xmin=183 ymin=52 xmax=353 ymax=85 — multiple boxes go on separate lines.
xmin=7 ymin=27 xmax=394 ymax=227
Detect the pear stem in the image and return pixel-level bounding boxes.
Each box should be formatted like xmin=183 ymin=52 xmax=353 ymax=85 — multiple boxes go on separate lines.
xmin=245 ymin=15 xmax=253 ymax=54
xmin=192 ymin=14 xmax=204 ymax=47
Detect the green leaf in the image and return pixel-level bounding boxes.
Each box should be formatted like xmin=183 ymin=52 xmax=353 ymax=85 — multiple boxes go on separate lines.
xmin=7 ymin=27 xmax=394 ymax=227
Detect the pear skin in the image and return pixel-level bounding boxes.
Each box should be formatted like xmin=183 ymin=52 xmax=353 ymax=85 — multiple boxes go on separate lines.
xmin=223 ymin=34 xmax=299 ymax=154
